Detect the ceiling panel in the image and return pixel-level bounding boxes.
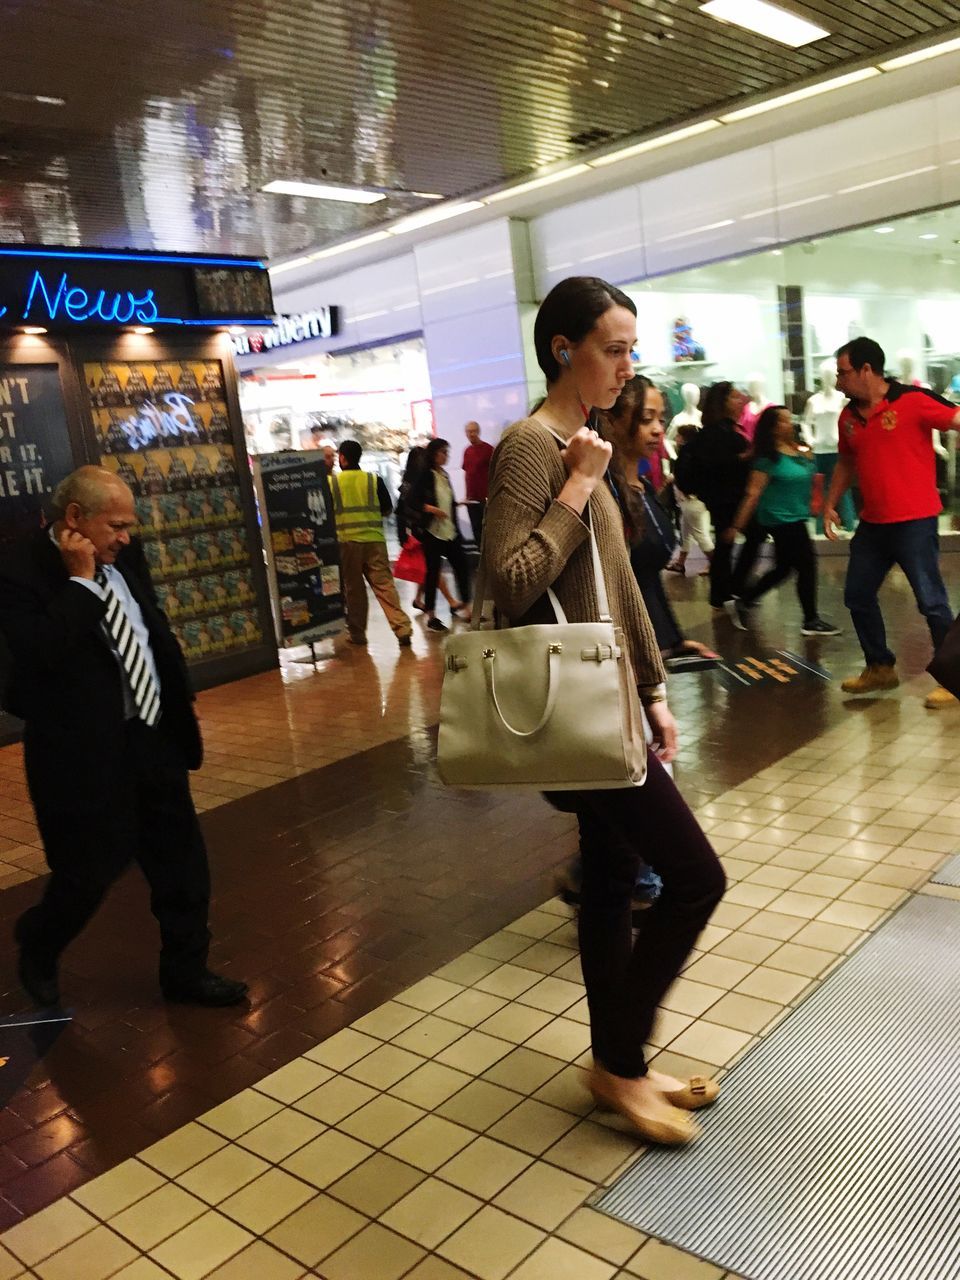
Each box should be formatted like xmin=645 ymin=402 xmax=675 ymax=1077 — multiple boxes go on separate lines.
xmin=0 ymin=0 xmax=956 ymax=258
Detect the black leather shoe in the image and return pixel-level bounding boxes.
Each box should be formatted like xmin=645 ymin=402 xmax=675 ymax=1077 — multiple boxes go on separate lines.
xmin=14 ymin=917 xmax=61 ymax=1007
xmin=161 ymin=970 xmax=249 ymax=1007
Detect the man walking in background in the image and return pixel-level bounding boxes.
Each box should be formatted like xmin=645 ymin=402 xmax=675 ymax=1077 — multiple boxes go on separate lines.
xmin=331 ymin=440 xmax=413 ymax=648
xmin=462 ymin=421 xmax=494 ymax=547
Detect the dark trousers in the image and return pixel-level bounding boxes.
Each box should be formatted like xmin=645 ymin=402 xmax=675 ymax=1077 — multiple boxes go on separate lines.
xmin=707 ymin=502 xmax=765 ymax=607
xmin=466 ymin=500 xmax=486 ymax=548
xmin=844 ymin=516 xmax=953 ymax=667
xmin=20 ymin=719 xmax=211 ymax=981
xmin=632 ymin=566 xmax=683 ymax=652
xmin=573 ymin=754 xmax=726 ymax=1078
xmin=742 ymin=520 xmax=817 ymax=622
xmin=422 ymin=532 xmax=471 ymax=614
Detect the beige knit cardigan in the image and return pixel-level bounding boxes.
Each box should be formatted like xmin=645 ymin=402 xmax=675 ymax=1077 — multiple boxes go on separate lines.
xmin=481 ymin=417 xmax=667 ymax=699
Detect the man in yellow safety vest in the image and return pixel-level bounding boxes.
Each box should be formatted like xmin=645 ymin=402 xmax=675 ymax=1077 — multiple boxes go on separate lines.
xmin=330 ymin=440 xmax=413 ymax=648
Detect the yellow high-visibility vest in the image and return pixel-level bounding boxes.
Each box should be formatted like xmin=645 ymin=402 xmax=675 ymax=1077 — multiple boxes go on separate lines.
xmin=330 ymin=469 xmax=386 ymax=543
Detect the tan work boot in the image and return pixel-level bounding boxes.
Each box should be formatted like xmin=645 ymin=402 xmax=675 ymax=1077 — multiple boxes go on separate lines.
xmin=840 ymin=664 xmax=899 ymax=694
xmin=925 ymin=686 xmax=958 ymax=709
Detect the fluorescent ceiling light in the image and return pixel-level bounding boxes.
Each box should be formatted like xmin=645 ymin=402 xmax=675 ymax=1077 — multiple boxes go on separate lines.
xmin=919 ymin=233 xmax=939 ymax=240
xmin=700 ymin=0 xmax=828 ymax=47
xmin=879 ymin=36 xmax=960 ymax=71
xmin=486 ymin=164 xmax=591 ymax=202
xmin=306 ymin=231 xmax=392 ymax=259
xmin=592 ymin=119 xmax=722 ymax=167
xmin=874 ymin=226 xmax=895 ymax=234
xmin=0 ymin=90 xmax=65 ymax=106
xmin=389 ymin=201 xmax=484 ymax=234
xmin=838 ymin=165 xmax=935 ymax=195
xmin=719 ymin=68 xmax=880 ymax=122
xmin=262 ymin=180 xmax=385 ymax=204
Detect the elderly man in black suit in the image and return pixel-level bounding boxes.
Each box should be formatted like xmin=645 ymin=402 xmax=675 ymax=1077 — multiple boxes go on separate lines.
xmin=0 ymin=466 xmax=247 ymax=1008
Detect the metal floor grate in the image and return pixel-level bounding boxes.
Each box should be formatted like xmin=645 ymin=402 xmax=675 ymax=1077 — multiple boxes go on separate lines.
xmin=598 ymin=894 xmax=960 ymax=1280
xmin=931 ymin=853 xmax=960 ymax=887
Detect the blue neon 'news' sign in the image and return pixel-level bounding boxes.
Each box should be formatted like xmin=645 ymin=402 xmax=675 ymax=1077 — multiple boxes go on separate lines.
xmin=23 ymin=271 xmax=159 ymax=325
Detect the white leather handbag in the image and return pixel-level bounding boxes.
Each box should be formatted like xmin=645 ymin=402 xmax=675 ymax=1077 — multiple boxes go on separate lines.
xmin=437 ymin=514 xmax=648 ymax=791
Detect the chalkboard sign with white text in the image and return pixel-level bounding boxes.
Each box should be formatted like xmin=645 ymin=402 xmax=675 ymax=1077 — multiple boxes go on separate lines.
xmin=0 ymin=364 xmax=75 ymax=547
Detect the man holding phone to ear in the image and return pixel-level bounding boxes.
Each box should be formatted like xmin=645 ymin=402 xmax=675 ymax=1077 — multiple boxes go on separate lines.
xmin=0 ymin=466 xmax=248 ymax=1008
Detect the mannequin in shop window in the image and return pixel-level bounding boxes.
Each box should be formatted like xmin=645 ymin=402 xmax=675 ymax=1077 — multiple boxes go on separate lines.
xmin=801 ymin=360 xmax=856 ymax=536
xmin=666 ymin=383 xmax=702 ymax=441
xmin=738 ymin=374 xmax=769 ymax=442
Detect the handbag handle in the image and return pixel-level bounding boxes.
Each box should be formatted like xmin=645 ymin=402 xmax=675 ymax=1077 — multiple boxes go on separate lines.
xmin=483 ymin=644 xmax=562 ymax=737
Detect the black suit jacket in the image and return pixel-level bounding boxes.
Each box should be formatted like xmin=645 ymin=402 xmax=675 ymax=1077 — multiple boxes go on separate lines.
xmin=0 ymin=531 xmax=202 ymax=810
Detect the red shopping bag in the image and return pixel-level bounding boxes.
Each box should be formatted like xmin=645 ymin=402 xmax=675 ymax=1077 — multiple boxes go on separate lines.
xmin=393 ymin=535 xmax=426 ymax=585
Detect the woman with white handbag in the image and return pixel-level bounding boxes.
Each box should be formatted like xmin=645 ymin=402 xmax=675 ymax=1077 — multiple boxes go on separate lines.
xmin=478 ymin=277 xmax=726 ymax=1145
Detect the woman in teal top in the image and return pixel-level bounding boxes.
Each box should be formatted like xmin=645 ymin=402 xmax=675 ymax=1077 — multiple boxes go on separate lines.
xmin=723 ymin=405 xmax=840 ymax=636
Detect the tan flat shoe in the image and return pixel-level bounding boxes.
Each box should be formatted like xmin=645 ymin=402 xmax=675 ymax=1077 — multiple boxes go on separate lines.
xmin=588 ymin=1067 xmax=700 ymax=1146
xmin=663 ymin=1075 xmax=720 ymax=1111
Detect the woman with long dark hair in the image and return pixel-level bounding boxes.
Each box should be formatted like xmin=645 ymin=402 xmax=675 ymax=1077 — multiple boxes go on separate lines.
xmin=414 ymin=437 xmax=472 ymax=632
xmin=723 ymin=405 xmax=840 ymax=635
xmin=694 ymin=381 xmax=765 ymax=611
xmin=483 ymin=277 xmax=725 ymax=1146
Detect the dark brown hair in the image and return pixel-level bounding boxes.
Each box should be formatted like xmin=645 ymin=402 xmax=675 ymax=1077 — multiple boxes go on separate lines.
xmin=600 ymin=375 xmax=654 ymax=546
xmin=534 ymin=277 xmax=637 ymax=385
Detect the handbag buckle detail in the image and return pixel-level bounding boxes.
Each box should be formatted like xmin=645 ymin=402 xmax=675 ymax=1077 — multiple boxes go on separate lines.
xmin=482 ymin=648 xmax=495 ymax=660
xmin=548 ymin=643 xmax=562 ymax=654
xmin=581 ymin=644 xmax=619 ymax=663
xmin=446 ymin=654 xmax=469 ymax=672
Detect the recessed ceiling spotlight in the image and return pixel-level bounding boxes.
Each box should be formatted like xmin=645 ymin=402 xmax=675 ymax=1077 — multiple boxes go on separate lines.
xmin=875 ymin=226 xmax=896 ymax=234
xmin=21 ymin=325 xmax=47 ymax=335
xmin=919 ymin=233 xmax=939 ymax=240
xmin=699 ymin=0 xmax=829 ymax=48
xmin=129 ymin=325 xmax=153 ymax=334
xmin=228 ymin=325 xmax=246 ymax=335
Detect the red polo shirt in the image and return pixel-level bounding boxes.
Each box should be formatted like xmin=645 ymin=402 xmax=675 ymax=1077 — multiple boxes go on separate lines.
xmin=463 ymin=439 xmax=494 ymax=501
xmin=838 ymin=382 xmax=958 ymax=523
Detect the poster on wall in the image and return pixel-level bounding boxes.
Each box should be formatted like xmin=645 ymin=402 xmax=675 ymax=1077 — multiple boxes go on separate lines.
xmin=0 ymin=365 xmax=75 ymax=547
xmin=85 ymin=359 xmax=265 ymax=664
xmin=255 ymin=451 xmax=344 ymax=647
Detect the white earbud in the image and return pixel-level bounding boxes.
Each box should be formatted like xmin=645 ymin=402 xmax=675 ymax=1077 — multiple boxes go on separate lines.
xmin=560 ymin=351 xmax=571 ymax=366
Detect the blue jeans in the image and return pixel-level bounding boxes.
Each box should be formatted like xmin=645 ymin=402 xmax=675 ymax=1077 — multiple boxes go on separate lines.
xmin=844 ymin=517 xmax=953 ymax=666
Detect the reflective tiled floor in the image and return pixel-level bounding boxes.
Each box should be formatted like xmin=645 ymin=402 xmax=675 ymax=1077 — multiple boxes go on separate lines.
xmin=0 ymin=560 xmax=957 ymax=1278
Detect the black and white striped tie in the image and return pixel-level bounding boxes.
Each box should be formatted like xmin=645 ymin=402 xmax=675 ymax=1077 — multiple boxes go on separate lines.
xmin=95 ymin=568 xmax=162 ymax=726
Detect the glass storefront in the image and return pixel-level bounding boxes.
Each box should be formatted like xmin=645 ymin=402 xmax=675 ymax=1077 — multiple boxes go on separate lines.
xmin=621 ymin=204 xmax=960 ymax=533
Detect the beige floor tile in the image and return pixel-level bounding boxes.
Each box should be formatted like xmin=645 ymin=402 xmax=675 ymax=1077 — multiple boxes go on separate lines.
xmin=766 ymin=890 xmax=833 ymax=919
xmin=382 ymin=1178 xmax=482 ymax=1248
xmin=722 ymin=882 xmax=782 ymax=909
xmin=434 ymin=953 xmax=502 ymax=986
xmin=149 ymin=1211 xmax=253 ymax=1280
xmin=704 ymin=991 xmax=782 ymax=1034
xmin=533 ymin=1065 xmax=596 ymax=1117
xmin=516 ymin=976 xmax=584 ymax=1014
xmin=177 ymin=1146 xmax=270 ymax=1205
xmin=542 ymin=1119 xmax=640 ymax=1182
xmin=734 ymin=966 xmax=811 ymax=1004
xmin=790 ymin=919 xmax=863 ymax=952
xmin=71 ymin=1159 xmax=165 ymax=1219
xmin=351 ymin=1000 xmax=425 ymax=1041
xmin=511 ymin=1237 xmax=618 ymax=1280
xmin=766 ymin=941 xmax=836 ymax=977
xmin=842 ymin=882 xmax=908 ymax=909
xmin=252 ymin=1058 xmax=333 ymax=1104
xmin=34 ymin=1225 xmax=136 ymax=1280
xmin=707 ymin=901 xmax=757 ymax=929
xmin=139 ymin=1123 xmax=227 ymax=1178
xmin=436 ymin=1030 xmax=514 ymax=1075
xmin=294 ymin=1074 xmax=378 ymax=1124
xmin=789 ymin=833 xmax=847 ymax=856
xmin=659 ymin=977 xmax=725 ymax=1018
xmin=475 ymin=963 xmax=545 ymax=1000
xmin=438 ymin=1136 xmax=533 ymax=1198
xmin=0 ymin=1243 xmax=27 ymax=1280
xmin=304 ymin=1026 xmax=382 ymax=1070
xmin=321 ymin=1222 xmax=426 ymax=1280
xmin=112 ymin=1184 xmax=207 ymax=1251
xmin=742 ymin=865 xmax=804 ymax=890
xmin=479 ymin=1003 xmax=555 ymax=1045
xmin=281 ymin=1130 xmax=374 ymax=1189
xmin=483 ymin=1047 xmax=565 ymax=1094
xmin=492 ymin=1162 xmax=592 ymax=1231
xmin=506 ymin=909 xmax=567 ymax=939
xmin=219 ymin=1168 xmax=314 ymax=1233
xmin=265 ymin=1193 xmax=366 ymax=1267
xmin=524 ymin=1017 xmax=593 ymax=1063
xmin=693 ymin=924 xmax=730 ymax=952
xmin=738 ymin=910 xmax=805 ymax=941
xmin=682 ymin=954 xmax=754 ymax=990
xmin=471 ymin=932 xmax=534 ymax=962
xmin=437 ymin=1204 xmax=544 ymax=1280
xmin=389 ymin=1061 xmax=473 ymax=1109
xmin=816 ymin=900 xmax=886 ymax=929
xmin=384 ymin=1115 xmax=476 ymax=1172
xmin=709 ymin=932 xmax=781 ymax=965
xmin=110 ymin=1260 xmax=171 ymax=1280
xmin=557 ymin=1206 xmax=646 ymax=1266
xmin=566 ymin=996 xmax=591 ymax=1026
xmin=790 ymin=872 xmax=854 ymax=898
xmin=405 ymin=1259 xmax=476 ymax=1280
xmin=396 ymin=976 xmax=467 ymax=1013
xmin=884 ymin=846 xmax=944 ymax=870
xmin=626 ymin=1237 xmax=724 ymax=1279
xmin=511 ymin=940 xmax=577 ymax=975
xmin=436 ymin=1079 xmax=523 ymax=1131
xmin=338 ymin=1094 xmax=426 ymax=1147
xmin=346 ymin=1043 xmax=427 ymax=1090
xmin=769 ymin=849 xmax=825 ymax=872
xmin=553 ymin=955 xmax=585 ymax=984
xmin=198 ymin=1091 xmax=283 ymax=1140
xmin=236 ymin=1109 xmax=324 ymax=1162
xmin=203 ymin=1239 xmax=304 ymax=1280
xmin=328 ymin=1151 xmax=426 ymax=1216
xmin=487 ymin=1098 xmax=579 ymax=1156
xmin=647 ymin=1008 xmax=693 ymax=1049
xmin=863 ymin=863 xmax=928 ymax=889
xmin=668 ymin=1017 xmax=753 ymax=1065
xmin=393 ymin=1014 xmax=469 ymax=1057
xmin=437 ymin=989 xmax=509 ymax=1028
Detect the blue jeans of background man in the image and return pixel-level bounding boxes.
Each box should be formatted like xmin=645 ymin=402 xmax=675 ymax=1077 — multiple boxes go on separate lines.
xmin=844 ymin=516 xmax=953 ymax=667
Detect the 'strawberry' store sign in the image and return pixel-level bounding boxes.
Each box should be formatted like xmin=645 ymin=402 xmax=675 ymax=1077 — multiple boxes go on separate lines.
xmin=233 ymin=307 xmax=341 ymax=356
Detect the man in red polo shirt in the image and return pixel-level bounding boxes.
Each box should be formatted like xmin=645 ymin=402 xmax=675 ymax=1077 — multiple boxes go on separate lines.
xmin=824 ymin=337 xmax=960 ymax=707
xmin=462 ymin=421 xmax=494 ymax=546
